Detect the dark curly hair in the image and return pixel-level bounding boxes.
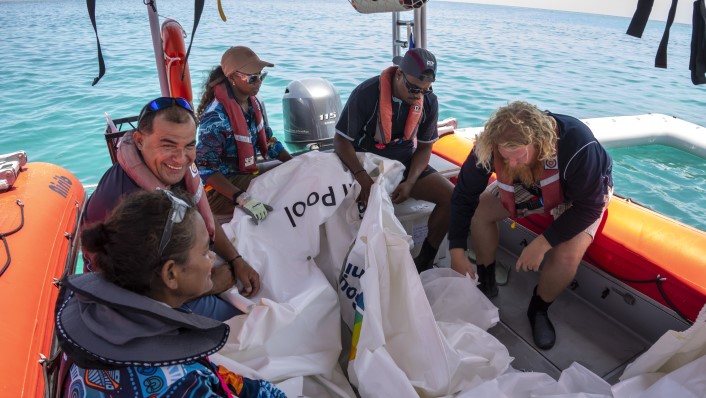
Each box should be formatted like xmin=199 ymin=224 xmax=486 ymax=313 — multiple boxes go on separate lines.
xmin=81 ymin=189 xmax=198 ymax=295
xmin=196 ymin=66 xmax=227 ymax=120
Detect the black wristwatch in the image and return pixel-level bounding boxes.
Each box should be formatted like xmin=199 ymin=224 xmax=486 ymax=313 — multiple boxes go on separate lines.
xmin=231 ymin=190 xmax=245 ymax=205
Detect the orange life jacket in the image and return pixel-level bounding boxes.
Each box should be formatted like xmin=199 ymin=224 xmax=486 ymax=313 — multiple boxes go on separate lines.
xmin=373 ymin=66 xmax=423 ymax=147
xmin=493 ymin=146 xmax=564 ymax=219
xmin=116 ymin=131 xmax=216 ymax=240
xmin=213 ymin=82 xmax=269 ymax=173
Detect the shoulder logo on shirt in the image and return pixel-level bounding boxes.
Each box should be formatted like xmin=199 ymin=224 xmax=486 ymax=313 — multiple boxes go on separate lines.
xmin=544 ymin=159 xmax=558 ymax=170
xmin=190 ymin=163 xmax=199 ymax=177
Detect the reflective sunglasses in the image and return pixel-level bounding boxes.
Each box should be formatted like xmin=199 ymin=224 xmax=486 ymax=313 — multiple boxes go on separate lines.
xmin=401 ymin=73 xmax=433 ymax=95
xmin=157 ymin=188 xmax=192 ymax=258
xmin=235 ymin=71 xmax=268 ymax=84
xmin=138 ymin=97 xmax=193 ymax=124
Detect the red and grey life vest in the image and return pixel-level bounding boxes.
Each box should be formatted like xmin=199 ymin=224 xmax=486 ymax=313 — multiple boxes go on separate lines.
xmin=214 ymin=82 xmax=269 ymax=173
xmin=116 ymin=131 xmax=216 ymax=240
xmin=493 ymin=146 xmax=564 ymax=219
xmin=373 ymin=66 xmax=423 ymax=147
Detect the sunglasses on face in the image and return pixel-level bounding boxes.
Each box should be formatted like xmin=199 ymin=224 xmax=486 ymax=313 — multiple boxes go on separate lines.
xmin=401 ymin=74 xmax=433 ymax=95
xmin=235 ymin=71 xmax=268 ymax=84
xmin=157 ymin=188 xmax=192 ymax=258
xmin=138 ymin=97 xmax=193 ymax=125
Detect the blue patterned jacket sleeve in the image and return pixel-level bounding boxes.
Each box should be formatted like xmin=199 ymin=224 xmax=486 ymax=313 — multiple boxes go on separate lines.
xmin=196 ymin=101 xmax=231 ymax=184
xmin=63 ymin=362 xmax=225 ymax=397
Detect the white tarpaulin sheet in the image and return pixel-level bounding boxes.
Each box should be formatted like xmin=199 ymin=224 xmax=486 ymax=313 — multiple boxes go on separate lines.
xmin=209 ymin=151 xmax=706 ymax=397
xmin=210 ymin=151 xmax=509 ymax=397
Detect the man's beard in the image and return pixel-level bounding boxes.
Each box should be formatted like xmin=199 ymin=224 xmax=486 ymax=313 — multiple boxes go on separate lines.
xmin=502 ymin=159 xmax=543 ymax=186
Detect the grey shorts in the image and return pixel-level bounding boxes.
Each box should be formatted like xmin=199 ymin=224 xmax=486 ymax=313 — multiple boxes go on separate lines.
xmin=486 ymin=181 xmax=612 ymax=239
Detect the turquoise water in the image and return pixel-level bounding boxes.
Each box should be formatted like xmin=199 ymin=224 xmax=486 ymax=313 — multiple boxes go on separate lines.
xmin=1 ymin=0 xmax=704 ymax=230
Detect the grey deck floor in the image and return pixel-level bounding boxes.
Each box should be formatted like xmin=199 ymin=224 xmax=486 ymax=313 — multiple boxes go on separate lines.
xmin=486 ymin=247 xmax=650 ymax=383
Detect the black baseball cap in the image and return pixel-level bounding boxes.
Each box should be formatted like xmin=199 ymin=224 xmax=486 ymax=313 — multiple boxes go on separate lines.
xmin=392 ymin=48 xmax=437 ymax=82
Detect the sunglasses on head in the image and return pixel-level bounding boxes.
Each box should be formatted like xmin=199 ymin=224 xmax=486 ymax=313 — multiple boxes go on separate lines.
xmin=401 ymin=74 xmax=433 ymax=95
xmin=235 ymin=71 xmax=268 ymax=84
xmin=138 ymin=97 xmax=193 ymax=124
xmin=157 ymin=188 xmax=192 ymax=258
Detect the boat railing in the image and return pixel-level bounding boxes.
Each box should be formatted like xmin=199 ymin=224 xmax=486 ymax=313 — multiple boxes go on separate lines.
xmin=104 ymin=116 xmax=139 ymax=165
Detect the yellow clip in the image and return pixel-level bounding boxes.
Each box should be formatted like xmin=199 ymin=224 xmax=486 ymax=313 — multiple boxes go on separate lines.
xmin=511 ymin=221 xmax=516 ymax=229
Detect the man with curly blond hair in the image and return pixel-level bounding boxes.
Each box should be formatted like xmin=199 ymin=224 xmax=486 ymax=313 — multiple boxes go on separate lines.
xmin=448 ymin=101 xmax=613 ymax=350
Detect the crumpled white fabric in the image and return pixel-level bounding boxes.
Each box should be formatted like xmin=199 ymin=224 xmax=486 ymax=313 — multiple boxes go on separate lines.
xmin=342 ymin=177 xmax=511 ymax=397
xmin=208 ymin=150 xmax=706 ymax=397
xmin=210 ymin=151 xmax=510 ymax=396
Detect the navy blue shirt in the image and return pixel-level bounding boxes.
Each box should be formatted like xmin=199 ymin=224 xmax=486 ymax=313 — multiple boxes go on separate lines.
xmin=448 ymin=113 xmax=613 ymax=249
xmin=335 ymin=75 xmax=439 ymax=164
xmin=82 ymin=163 xmax=143 ymax=227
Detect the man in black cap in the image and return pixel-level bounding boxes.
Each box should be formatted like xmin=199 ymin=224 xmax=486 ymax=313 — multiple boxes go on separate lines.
xmin=334 ymin=48 xmax=453 ymax=272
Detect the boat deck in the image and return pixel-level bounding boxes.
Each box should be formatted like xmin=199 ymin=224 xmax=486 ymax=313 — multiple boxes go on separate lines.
xmin=489 ymin=245 xmax=647 ymax=383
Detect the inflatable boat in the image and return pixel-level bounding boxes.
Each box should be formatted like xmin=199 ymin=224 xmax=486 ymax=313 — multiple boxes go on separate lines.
xmin=5 ymin=0 xmax=702 ymax=395
xmin=0 ymin=157 xmax=85 ymax=397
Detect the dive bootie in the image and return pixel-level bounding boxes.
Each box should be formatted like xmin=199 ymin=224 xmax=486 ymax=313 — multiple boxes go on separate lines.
xmin=414 ymin=239 xmax=437 ymax=273
xmin=527 ymin=286 xmax=555 ymax=350
xmin=414 ymin=255 xmax=434 ymax=273
xmin=476 ymin=262 xmax=498 ymax=298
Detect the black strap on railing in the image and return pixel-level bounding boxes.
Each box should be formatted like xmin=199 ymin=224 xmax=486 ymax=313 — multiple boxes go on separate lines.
xmin=86 ymin=0 xmax=205 ymax=85
xmin=86 ymin=0 xmax=105 ymax=86
xmin=182 ymin=0 xmax=205 ymax=80
xmin=0 ymin=200 xmax=25 ymax=277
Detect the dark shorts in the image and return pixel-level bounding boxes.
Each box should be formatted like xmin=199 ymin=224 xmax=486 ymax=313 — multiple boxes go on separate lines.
xmin=402 ymin=164 xmax=437 ymax=181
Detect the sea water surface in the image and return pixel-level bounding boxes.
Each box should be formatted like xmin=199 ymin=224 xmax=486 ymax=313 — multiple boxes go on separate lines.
xmin=0 ymin=0 xmax=705 ymax=231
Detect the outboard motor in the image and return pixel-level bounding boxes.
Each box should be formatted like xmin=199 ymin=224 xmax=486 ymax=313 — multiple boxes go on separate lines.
xmin=283 ymin=78 xmax=341 ymax=152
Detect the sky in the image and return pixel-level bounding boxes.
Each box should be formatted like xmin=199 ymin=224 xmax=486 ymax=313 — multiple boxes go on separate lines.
xmin=444 ymin=0 xmax=694 ymax=25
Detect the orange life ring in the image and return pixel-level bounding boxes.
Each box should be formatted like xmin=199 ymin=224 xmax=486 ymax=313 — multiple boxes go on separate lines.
xmin=161 ymin=19 xmax=193 ymax=104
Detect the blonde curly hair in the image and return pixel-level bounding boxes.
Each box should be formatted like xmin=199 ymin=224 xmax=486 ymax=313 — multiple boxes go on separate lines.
xmin=475 ymin=101 xmax=557 ymax=171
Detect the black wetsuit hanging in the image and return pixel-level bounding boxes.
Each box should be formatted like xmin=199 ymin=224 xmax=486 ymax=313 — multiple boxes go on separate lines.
xmin=691 ymin=0 xmax=706 ymax=84
xmin=627 ymin=0 xmax=706 ymax=85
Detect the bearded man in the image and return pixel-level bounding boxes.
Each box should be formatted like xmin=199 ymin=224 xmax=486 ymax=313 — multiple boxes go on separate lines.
xmin=448 ymin=101 xmax=613 ymax=350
